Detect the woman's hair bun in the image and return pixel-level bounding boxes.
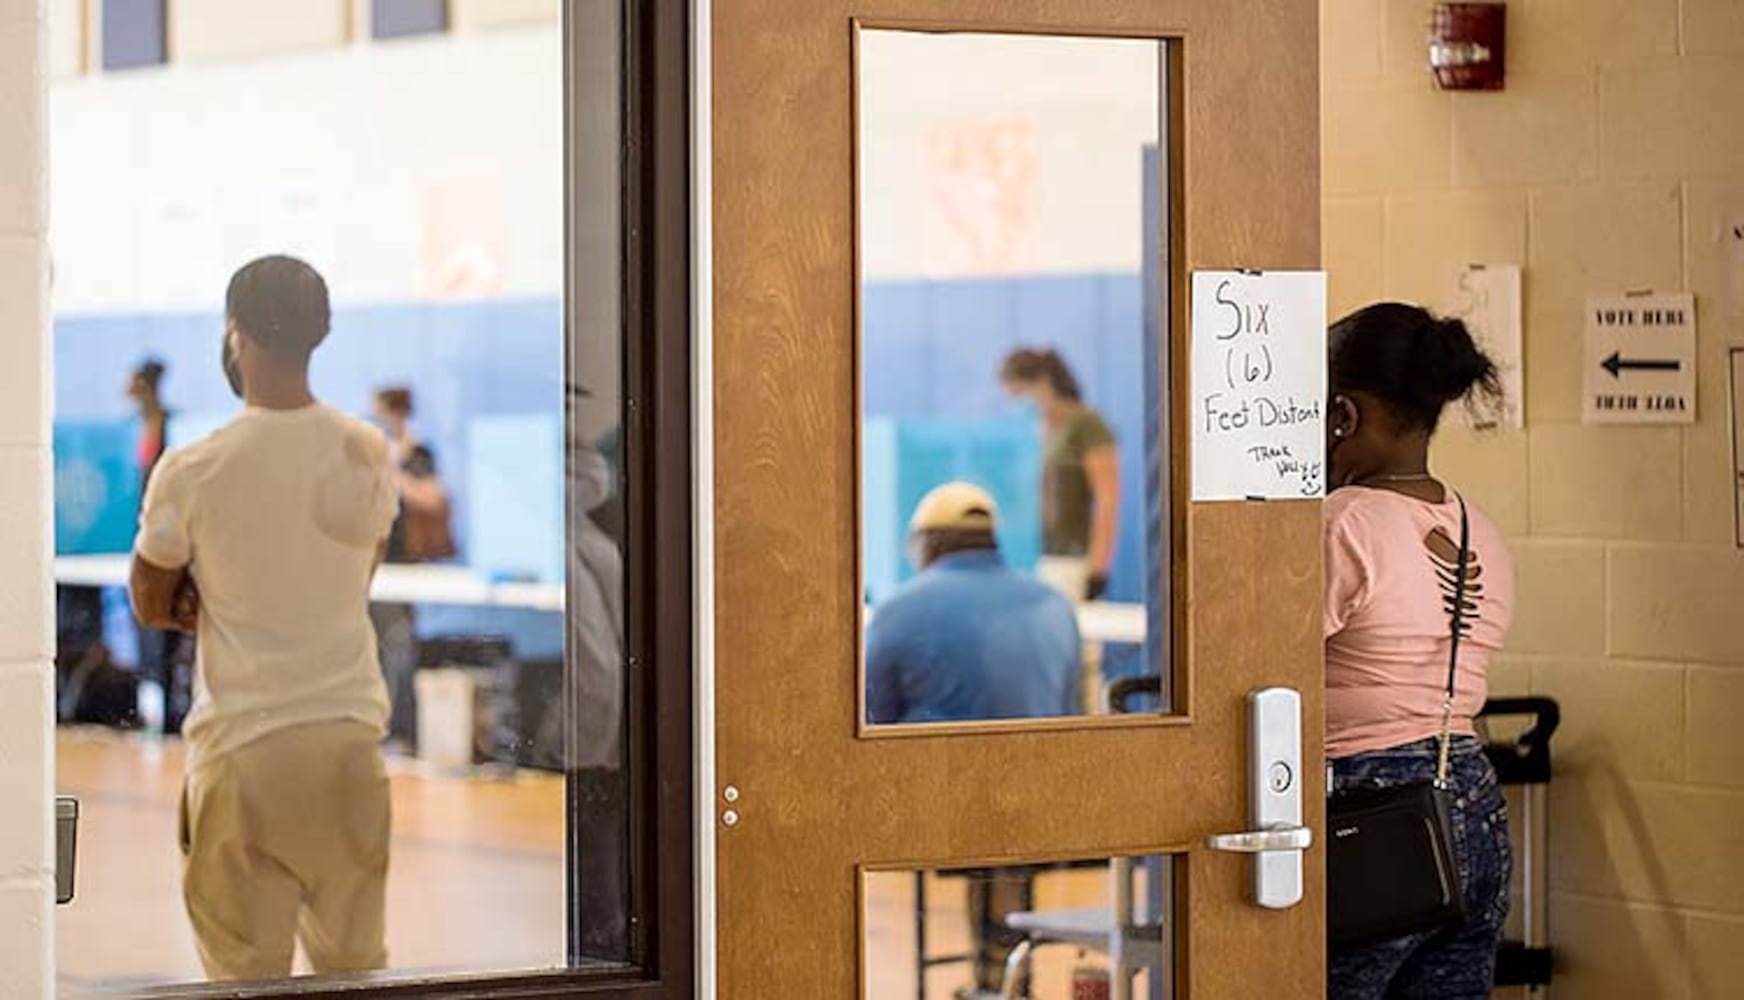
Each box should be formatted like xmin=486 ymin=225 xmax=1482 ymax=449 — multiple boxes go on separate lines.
xmin=1417 ymin=316 xmax=1497 ymax=405
xmin=1329 ymin=302 xmax=1504 ymax=431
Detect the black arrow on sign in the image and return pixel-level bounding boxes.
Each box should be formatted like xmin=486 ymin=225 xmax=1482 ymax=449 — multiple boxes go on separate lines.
xmin=1601 ymin=351 xmax=1681 ymax=379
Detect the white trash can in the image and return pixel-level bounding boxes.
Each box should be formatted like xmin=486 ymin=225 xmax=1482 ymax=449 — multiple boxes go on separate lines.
xmin=415 ymin=668 xmax=476 ymax=770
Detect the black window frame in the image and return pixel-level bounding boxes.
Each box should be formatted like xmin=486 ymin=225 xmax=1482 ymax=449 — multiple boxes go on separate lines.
xmin=126 ymin=0 xmax=695 ymax=996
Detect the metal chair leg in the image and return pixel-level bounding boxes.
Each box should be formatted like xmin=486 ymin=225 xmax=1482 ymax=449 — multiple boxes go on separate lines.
xmin=998 ymin=939 xmax=1035 ymax=1000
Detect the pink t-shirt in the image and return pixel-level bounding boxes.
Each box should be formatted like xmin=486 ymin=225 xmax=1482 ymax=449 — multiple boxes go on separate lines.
xmin=1324 ymin=486 xmax=1516 ymax=759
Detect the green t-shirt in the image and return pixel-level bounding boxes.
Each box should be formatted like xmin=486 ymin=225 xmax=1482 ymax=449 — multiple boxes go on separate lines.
xmin=1042 ymin=406 xmax=1115 ymax=556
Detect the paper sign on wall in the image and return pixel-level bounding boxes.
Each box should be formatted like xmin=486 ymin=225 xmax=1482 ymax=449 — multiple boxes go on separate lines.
xmin=1730 ymin=348 xmax=1744 ymax=548
xmin=1445 ymin=264 xmax=1523 ymax=429
xmin=1190 ymin=270 xmax=1327 ymax=501
xmin=1582 ymin=292 xmax=1697 ymax=425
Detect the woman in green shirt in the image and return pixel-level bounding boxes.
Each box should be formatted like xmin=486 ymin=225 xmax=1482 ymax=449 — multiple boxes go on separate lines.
xmin=1000 ymin=348 xmax=1121 ymax=601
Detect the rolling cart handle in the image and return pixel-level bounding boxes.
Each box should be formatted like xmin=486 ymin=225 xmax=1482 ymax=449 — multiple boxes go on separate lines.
xmin=1479 ymin=696 xmax=1561 ymax=752
xmin=1477 ymin=696 xmax=1560 ymax=991
xmin=1478 ymin=696 xmax=1560 ymax=786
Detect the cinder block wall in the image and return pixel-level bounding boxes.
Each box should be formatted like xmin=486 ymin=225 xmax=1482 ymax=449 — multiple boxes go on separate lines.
xmin=1322 ymin=2 xmax=1744 ymax=997
xmin=0 ymin=0 xmax=53 ymax=996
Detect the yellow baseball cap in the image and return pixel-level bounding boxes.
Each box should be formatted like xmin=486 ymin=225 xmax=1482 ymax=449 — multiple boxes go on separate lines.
xmin=909 ymin=482 xmax=999 ymax=533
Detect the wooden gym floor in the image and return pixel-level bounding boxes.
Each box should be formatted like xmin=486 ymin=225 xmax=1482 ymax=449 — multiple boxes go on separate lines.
xmin=56 ymin=728 xmax=567 ymax=997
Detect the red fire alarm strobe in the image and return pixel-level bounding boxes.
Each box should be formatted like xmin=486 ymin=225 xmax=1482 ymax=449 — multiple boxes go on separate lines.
xmin=1430 ymin=2 xmax=1506 ymax=90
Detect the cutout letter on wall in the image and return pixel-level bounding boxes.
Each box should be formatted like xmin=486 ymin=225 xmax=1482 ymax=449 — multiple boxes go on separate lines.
xmin=1445 ymin=264 xmax=1523 ymax=429
xmin=1190 ymin=271 xmax=1327 ymax=502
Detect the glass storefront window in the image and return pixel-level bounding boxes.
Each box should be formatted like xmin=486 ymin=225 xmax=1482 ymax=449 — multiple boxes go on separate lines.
xmin=48 ymin=3 xmax=674 ymax=993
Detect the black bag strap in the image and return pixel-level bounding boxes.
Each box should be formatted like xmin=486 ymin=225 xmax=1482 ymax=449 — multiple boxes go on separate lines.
xmin=1435 ymin=494 xmax=1472 ymax=788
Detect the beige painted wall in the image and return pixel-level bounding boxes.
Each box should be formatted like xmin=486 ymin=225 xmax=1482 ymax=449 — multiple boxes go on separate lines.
xmin=47 ymin=0 xmax=77 ymax=78
xmin=170 ymin=0 xmax=349 ymax=63
xmin=49 ymin=1 xmax=560 ymax=79
xmin=0 ymin=0 xmax=53 ymax=995
xmin=451 ymin=0 xmax=559 ymax=33
xmin=1322 ymin=2 xmax=1744 ymax=997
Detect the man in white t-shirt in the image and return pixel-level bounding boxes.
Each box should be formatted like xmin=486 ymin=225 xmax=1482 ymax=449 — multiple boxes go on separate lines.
xmin=130 ymin=256 xmax=400 ymax=981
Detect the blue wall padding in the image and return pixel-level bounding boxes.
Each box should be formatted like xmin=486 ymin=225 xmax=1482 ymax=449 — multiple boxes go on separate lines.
xmin=862 ymin=272 xmax=1149 ymax=607
xmin=467 ymin=413 xmax=564 ymax=584
xmin=55 ymin=275 xmax=1151 ymax=660
xmin=54 ymin=298 xmax=565 ymax=560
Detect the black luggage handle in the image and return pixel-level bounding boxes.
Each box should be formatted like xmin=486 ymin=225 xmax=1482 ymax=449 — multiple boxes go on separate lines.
xmin=1477 ymin=696 xmax=1560 ymax=785
xmin=1478 ymin=696 xmax=1561 ymax=750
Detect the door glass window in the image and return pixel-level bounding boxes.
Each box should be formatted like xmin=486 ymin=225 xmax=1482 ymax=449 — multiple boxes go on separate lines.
xmin=863 ymin=855 xmax=1180 ymax=999
xmin=858 ymin=29 xmax=1172 ymax=730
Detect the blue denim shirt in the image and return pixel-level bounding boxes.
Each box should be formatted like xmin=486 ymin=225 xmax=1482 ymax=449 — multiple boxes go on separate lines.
xmin=866 ymin=549 xmax=1082 ymax=725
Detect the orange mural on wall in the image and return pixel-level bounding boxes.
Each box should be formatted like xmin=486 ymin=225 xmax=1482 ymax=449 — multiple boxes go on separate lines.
xmin=924 ymin=115 xmax=1039 ymax=277
xmin=422 ymin=176 xmax=508 ymax=300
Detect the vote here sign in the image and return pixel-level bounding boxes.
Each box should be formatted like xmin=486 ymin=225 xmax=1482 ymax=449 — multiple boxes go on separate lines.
xmin=1583 ymin=292 xmax=1696 ymax=425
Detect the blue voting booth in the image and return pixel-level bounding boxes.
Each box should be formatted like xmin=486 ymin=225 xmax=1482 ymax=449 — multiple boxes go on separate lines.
xmin=54 ymin=421 xmax=141 ymax=556
xmin=862 ymin=417 xmax=1041 ymax=606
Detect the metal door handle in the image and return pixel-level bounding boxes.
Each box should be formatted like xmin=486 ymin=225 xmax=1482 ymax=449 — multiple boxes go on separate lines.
xmin=1226 ymin=688 xmax=1307 ymax=909
xmin=1207 ymin=825 xmax=1312 ymax=854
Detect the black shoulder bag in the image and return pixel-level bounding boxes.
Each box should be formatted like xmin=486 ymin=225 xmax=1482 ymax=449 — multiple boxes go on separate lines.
xmin=1327 ymin=495 xmax=1472 ymax=950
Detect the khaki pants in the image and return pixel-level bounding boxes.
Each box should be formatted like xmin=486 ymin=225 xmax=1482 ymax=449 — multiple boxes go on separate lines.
xmin=180 ymin=721 xmax=390 ymax=981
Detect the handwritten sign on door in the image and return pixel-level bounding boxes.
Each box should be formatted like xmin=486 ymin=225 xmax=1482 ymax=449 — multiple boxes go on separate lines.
xmin=1190 ymin=271 xmax=1328 ymax=501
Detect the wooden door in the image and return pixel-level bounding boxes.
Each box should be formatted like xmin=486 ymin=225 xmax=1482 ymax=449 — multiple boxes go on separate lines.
xmin=709 ymin=1 xmax=1322 ymax=997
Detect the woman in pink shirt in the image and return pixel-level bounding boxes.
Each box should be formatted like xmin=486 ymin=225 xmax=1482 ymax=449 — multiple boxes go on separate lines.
xmin=1324 ymin=303 xmax=1516 ymax=999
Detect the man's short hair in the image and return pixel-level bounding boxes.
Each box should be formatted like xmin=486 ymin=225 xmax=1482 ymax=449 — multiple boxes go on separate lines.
xmin=226 ymin=255 xmax=331 ymax=360
xmin=375 ymin=386 xmax=414 ymax=418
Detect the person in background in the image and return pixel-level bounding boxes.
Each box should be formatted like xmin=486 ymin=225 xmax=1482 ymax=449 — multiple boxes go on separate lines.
xmin=866 ymin=481 xmax=1082 ymax=725
xmin=865 ymin=482 xmax=1081 ymax=996
xmin=130 ymin=256 xmax=398 ymax=980
xmin=128 ymin=357 xmax=193 ymax=734
xmin=373 ymin=387 xmax=451 ymax=562
xmin=1324 ymin=303 xmax=1516 ymax=999
xmin=128 ymin=358 xmax=172 ymax=483
xmin=370 ymin=386 xmax=454 ymax=750
xmin=999 ymin=348 xmax=1120 ymax=602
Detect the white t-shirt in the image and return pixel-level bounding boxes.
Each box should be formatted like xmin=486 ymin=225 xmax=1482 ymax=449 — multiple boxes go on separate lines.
xmin=135 ymin=404 xmax=399 ymax=769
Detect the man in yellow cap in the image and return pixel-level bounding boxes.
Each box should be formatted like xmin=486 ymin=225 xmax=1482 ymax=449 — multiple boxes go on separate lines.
xmin=866 ymin=480 xmax=1082 ymax=724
